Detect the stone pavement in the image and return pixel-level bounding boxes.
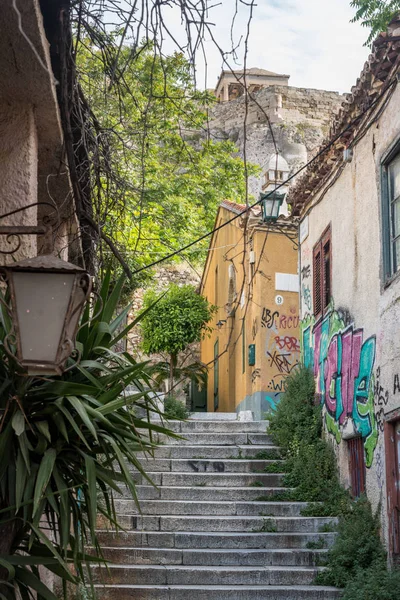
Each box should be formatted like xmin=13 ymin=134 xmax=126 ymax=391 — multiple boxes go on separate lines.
xmin=93 ymin=416 xmax=340 ymax=599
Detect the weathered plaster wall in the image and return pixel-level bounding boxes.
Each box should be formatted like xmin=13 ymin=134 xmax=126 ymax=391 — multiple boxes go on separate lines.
xmin=200 ymin=208 xmax=299 ymax=419
xmin=298 ymin=83 xmax=400 ymax=549
xmin=0 ymin=0 xmax=79 ymax=265
xmin=0 ymin=103 xmax=38 ymax=261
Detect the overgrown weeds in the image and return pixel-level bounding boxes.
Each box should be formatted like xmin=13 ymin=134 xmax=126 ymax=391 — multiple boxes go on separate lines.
xmin=164 ymin=395 xmax=189 ymax=420
xmin=269 ymin=366 xmax=400 ymax=598
xmin=268 ymin=366 xmax=349 ymax=516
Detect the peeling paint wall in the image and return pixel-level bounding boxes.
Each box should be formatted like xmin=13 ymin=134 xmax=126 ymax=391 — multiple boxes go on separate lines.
xmin=298 ymin=83 xmax=400 ymax=552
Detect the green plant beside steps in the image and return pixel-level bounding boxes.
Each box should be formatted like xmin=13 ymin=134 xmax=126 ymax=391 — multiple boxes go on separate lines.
xmin=0 ymin=271 xmax=177 ymax=600
xmin=164 ymin=395 xmax=189 ymax=420
xmin=269 ymin=366 xmax=400 ymax=599
xmin=267 ymin=366 xmax=349 ymax=515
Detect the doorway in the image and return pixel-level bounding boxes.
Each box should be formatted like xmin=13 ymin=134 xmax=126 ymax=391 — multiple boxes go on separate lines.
xmin=385 ymin=418 xmax=400 ymax=559
xmin=213 ymin=339 xmax=219 ymax=411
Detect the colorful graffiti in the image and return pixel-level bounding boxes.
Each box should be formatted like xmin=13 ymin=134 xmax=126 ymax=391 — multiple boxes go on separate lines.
xmin=301 ymin=307 xmax=377 ymax=467
xmin=264 ymin=306 xmax=300 ymax=410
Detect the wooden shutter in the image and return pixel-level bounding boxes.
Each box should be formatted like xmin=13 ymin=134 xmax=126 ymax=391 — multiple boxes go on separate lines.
xmin=313 ymin=225 xmax=332 ymax=319
xmin=313 ymin=242 xmax=322 ymax=318
xmin=348 ymin=437 xmax=366 ymax=498
xmin=322 ymin=228 xmax=332 ymax=313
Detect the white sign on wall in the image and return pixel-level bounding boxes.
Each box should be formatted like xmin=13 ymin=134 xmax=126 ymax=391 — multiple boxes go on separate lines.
xmin=275 ymin=273 xmax=299 ymax=293
xmin=275 ymin=295 xmax=284 ymax=306
xmin=299 ymin=216 xmax=309 ymax=244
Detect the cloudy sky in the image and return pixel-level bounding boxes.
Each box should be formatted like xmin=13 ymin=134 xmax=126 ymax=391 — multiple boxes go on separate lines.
xmin=180 ymin=0 xmax=371 ymax=94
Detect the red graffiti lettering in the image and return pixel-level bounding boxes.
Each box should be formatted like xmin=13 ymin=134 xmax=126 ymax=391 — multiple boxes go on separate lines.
xmin=275 ymin=336 xmax=300 ymax=352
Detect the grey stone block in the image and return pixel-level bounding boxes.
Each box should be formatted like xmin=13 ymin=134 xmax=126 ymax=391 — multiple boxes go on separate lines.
xmin=247 ymin=433 xmax=273 ymax=444
xmin=179 ymin=421 xmax=266 ymax=433
xmin=160 ymin=472 xmax=284 ymax=487
xmin=158 ymin=486 xmax=291 ymax=501
xmin=181 ymin=548 xmax=327 ymax=567
xmin=95 ymin=565 xmax=321 ymax=587
xmin=169 ymin=459 xmax=284 ymax=473
xmin=94 ymin=584 xmax=341 ymax=600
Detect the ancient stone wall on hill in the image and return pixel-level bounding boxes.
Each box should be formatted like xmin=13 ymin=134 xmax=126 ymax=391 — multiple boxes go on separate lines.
xmin=209 ymin=85 xmax=345 ymax=198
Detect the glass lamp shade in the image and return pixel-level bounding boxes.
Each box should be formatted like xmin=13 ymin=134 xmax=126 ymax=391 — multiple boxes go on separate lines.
xmin=261 ymin=193 xmax=284 ymax=221
xmin=3 ymin=255 xmax=91 ymax=375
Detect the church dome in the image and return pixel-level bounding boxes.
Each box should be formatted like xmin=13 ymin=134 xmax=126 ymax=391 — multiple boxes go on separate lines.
xmin=268 ymin=153 xmax=289 ymax=173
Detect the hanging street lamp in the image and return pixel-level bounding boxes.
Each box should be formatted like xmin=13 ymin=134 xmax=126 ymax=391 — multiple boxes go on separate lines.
xmin=0 ymin=202 xmax=91 ymax=376
xmin=1 ymin=255 xmax=91 ymax=376
xmin=260 ymin=192 xmax=284 ymax=221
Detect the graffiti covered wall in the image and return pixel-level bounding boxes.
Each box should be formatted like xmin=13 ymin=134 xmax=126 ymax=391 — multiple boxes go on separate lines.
xmin=263 ymin=306 xmax=300 ymax=411
xmin=301 ymin=306 xmax=378 ymax=467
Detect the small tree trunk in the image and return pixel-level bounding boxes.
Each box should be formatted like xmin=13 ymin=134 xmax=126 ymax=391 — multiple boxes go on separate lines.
xmin=169 ymin=353 xmax=177 ymax=396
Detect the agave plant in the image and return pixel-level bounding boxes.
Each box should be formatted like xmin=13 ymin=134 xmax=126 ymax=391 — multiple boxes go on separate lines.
xmin=0 ymin=271 xmax=175 ymax=600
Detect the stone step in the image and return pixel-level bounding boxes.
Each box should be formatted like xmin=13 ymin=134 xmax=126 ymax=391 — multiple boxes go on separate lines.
xmin=189 ymin=413 xmax=238 ymax=420
xmin=130 ymin=472 xmax=284 ymax=488
xmin=93 ymin=584 xmax=341 ymax=600
xmin=93 ymin=564 xmax=323 ymax=586
xmin=96 ymin=530 xmax=336 ymax=550
xmin=149 ymin=433 xmax=273 ymax=446
xmin=134 ymin=485 xmax=291 ymax=501
xmin=99 ymin=546 xmax=328 ymax=567
xmin=132 ymin=459 xmax=285 ymax=473
xmin=99 ymin=515 xmax=337 ymax=533
xmin=163 ymin=421 xmax=268 ymax=434
xmin=112 ymin=500 xmax=308 ymax=517
xmin=153 ymin=472 xmax=284 ymax=487
xmin=136 ymin=445 xmax=282 ymax=460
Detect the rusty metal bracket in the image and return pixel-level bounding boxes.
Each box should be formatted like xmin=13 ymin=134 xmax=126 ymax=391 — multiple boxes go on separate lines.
xmin=0 ymin=202 xmax=58 ymax=255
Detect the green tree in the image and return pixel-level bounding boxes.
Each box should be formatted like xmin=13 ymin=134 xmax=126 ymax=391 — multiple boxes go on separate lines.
xmin=77 ymin=42 xmax=257 ymax=285
xmin=350 ymin=0 xmax=400 ymax=45
xmin=141 ymin=284 xmax=216 ymax=392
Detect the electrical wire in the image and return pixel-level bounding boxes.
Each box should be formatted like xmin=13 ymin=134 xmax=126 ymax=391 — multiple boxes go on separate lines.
xmin=131 ymin=76 xmax=397 ymax=277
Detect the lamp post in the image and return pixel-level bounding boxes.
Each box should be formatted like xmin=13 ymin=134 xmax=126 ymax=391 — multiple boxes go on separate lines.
xmin=0 ymin=202 xmax=91 ymax=376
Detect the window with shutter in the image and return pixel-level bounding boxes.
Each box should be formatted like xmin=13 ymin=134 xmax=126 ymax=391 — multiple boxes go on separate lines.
xmin=348 ymin=437 xmax=366 ymax=498
xmin=313 ymin=244 xmax=322 ymax=318
xmin=322 ymin=229 xmax=332 ymax=312
xmin=313 ymin=225 xmax=331 ymax=318
xmin=382 ymin=145 xmax=400 ymax=281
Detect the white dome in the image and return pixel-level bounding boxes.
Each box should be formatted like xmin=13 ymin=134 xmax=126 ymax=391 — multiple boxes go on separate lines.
xmin=268 ymin=153 xmax=289 ymax=172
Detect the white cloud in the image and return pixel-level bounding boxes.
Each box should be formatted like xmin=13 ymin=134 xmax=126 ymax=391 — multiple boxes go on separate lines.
xmin=192 ymin=0 xmax=371 ymax=94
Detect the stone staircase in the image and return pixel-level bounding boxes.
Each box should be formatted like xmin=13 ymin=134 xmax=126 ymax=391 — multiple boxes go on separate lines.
xmin=94 ymin=415 xmax=340 ymax=599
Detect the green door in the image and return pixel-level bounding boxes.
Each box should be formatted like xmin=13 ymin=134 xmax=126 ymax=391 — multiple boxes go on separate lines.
xmin=190 ymin=378 xmax=207 ymax=412
xmin=214 ymin=339 xmax=219 ymax=410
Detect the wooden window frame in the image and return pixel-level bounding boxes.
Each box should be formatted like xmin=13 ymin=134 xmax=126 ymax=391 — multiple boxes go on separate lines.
xmin=313 ymin=225 xmax=332 ymax=319
xmin=381 ymin=140 xmax=400 ymax=283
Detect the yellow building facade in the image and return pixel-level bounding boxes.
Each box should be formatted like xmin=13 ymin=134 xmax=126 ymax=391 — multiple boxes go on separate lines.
xmin=200 ymin=201 xmax=299 ymax=419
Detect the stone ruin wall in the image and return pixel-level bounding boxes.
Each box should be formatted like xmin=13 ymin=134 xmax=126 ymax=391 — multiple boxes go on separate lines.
xmin=209 ymin=85 xmax=345 ymax=197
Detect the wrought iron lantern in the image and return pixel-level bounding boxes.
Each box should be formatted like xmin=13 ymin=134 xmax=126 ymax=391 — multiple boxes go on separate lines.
xmin=1 ymin=255 xmax=91 ymax=375
xmin=260 ymin=192 xmax=284 ymax=222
